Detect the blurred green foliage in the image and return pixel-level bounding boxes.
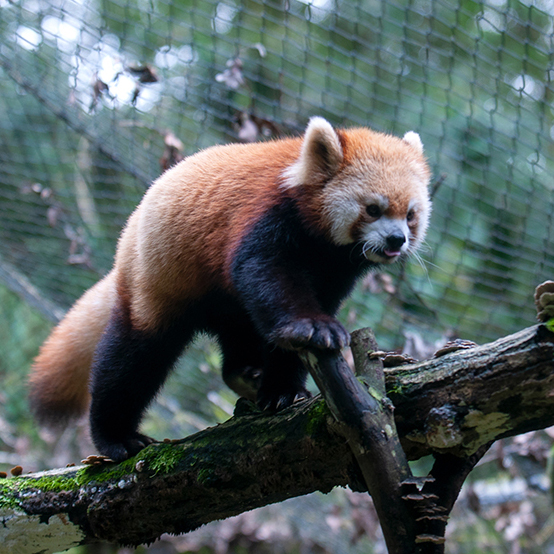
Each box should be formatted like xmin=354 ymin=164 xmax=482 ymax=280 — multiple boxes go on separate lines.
xmin=1 ymin=0 xmax=552 ymax=350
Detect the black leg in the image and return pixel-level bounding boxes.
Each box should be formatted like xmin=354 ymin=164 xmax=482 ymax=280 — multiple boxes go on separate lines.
xmin=89 ymin=306 xmax=193 ymax=461
xmin=215 ymin=317 xmax=310 ymax=410
xmin=216 ymin=318 xmax=265 ymax=402
xmin=256 ymin=347 xmax=311 ymax=411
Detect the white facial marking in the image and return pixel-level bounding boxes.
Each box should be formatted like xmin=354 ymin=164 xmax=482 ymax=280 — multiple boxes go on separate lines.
xmin=407 ymin=197 xmax=431 ymax=252
xmin=367 ymin=194 xmax=389 ymax=212
xmin=360 ymin=216 xmax=411 ymax=263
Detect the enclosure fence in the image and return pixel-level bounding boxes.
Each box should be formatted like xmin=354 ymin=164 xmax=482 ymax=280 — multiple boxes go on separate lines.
xmin=1 ymin=0 xmax=553 ymax=358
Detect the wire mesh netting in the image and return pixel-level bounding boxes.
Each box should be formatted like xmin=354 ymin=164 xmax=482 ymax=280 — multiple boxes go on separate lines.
xmin=1 ymin=1 xmax=554 ymax=552
xmin=1 ymin=0 xmax=553 ymax=367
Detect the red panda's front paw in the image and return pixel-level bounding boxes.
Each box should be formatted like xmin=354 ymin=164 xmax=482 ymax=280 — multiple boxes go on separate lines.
xmin=271 ymin=317 xmax=350 ymax=351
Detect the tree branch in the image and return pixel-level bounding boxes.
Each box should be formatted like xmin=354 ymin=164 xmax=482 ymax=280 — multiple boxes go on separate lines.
xmin=1 ymin=323 xmax=553 ymax=553
xmin=300 ymin=329 xmax=416 ymax=553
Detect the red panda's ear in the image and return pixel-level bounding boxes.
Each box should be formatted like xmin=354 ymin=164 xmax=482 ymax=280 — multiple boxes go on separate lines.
xmin=402 ymin=131 xmax=424 ymax=154
xmin=282 ymin=117 xmax=343 ymax=188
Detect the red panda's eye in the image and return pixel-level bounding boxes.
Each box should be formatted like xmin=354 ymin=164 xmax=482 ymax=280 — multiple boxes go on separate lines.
xmin=407 ymin=209 xmax=416 ymax=222
xmin=366 ymin=204 xmax=381 ymax=218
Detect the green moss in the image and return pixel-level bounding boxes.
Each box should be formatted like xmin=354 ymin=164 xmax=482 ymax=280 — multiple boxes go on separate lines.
xmin=143 ymin=443 xmax=185 ymax=475
xmin=79 ymin=457 xmax=137 ymax=484
xmin=0 ymin=468 xmax=84 ymax=513
xmin=4 ymin=467 xmax=84 ymax=495
xmin=0 ymin=479 xmax=21 ymax=510
xmin=306 ymin=399 xmax=330 ymax=435
xmin=1 ymin=443 xmax=188 ymax=505
xmin=29 ymin=475 xmax=80 ymax=493
xmin=387 ymin=380 xmax=405 ymax=396
xmin=366 ymin=385 xmax=385 ymax=402
xmin=196 ymin=467 xmax=216 ymax=485
xmin=546 ymin=318 xmax=554 ymax=334
xmin=78 ymin=443 xmax=187 ymax=482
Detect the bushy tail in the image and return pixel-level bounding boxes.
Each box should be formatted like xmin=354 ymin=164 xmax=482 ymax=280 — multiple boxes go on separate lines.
xmin=28 ymin=272 xmax=117 ymax=426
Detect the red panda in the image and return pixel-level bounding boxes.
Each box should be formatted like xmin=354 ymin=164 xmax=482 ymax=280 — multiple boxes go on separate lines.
xmin=28 ymin=117 xmax=431 ymax=462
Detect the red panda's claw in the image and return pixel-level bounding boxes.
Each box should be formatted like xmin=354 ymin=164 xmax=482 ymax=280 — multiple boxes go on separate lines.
xmin=257 ymin=387 xmax=311 ymax=412
xmin=293 ymin=390 xmax=312 ymax=404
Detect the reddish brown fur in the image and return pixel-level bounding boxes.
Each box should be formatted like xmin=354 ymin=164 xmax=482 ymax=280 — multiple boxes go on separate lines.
xmin=28 ymin=273 xmax=116 ymax=422
xmin=340 ymin=127 xmax=430 ymax=215
xmin=28 ymin=121 xmax=430 ymax=426
xmin=28 ymin=138 xmax=304 ymax=422
xmin=114 ymin=138 xmax=304 ymax=332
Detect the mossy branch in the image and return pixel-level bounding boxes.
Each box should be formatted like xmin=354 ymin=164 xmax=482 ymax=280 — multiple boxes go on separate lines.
xmin=1 ymin=323 xmax=553 ymax=554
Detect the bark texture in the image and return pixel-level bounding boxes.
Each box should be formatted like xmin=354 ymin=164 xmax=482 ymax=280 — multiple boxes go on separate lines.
xmin=1 ymin=323 xmax=553 ymax=553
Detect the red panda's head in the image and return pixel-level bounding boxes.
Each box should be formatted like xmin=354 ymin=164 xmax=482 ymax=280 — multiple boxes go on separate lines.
xmin=282 ymin=117 xmax=432 ymax=264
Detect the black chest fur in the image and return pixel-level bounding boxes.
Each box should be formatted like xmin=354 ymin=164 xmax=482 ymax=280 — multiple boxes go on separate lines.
xmin=232 ymin=197 xmax=374 ymax=317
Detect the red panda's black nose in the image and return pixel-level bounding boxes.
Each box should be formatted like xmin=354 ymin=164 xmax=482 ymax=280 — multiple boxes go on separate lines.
xmin=386 ymin=233 xmax=406 ymax=251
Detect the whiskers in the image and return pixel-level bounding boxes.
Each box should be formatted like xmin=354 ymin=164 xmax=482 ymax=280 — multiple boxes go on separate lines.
xmin=361 ymin=240 xmax=380 ymax=260
xmin=406 ymin=239 xmax=443 ymax=287
xmin=409 ymin=250 xmax=431 ymax=283
xmin=359 ymin=236 xmax=439 ymax=285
